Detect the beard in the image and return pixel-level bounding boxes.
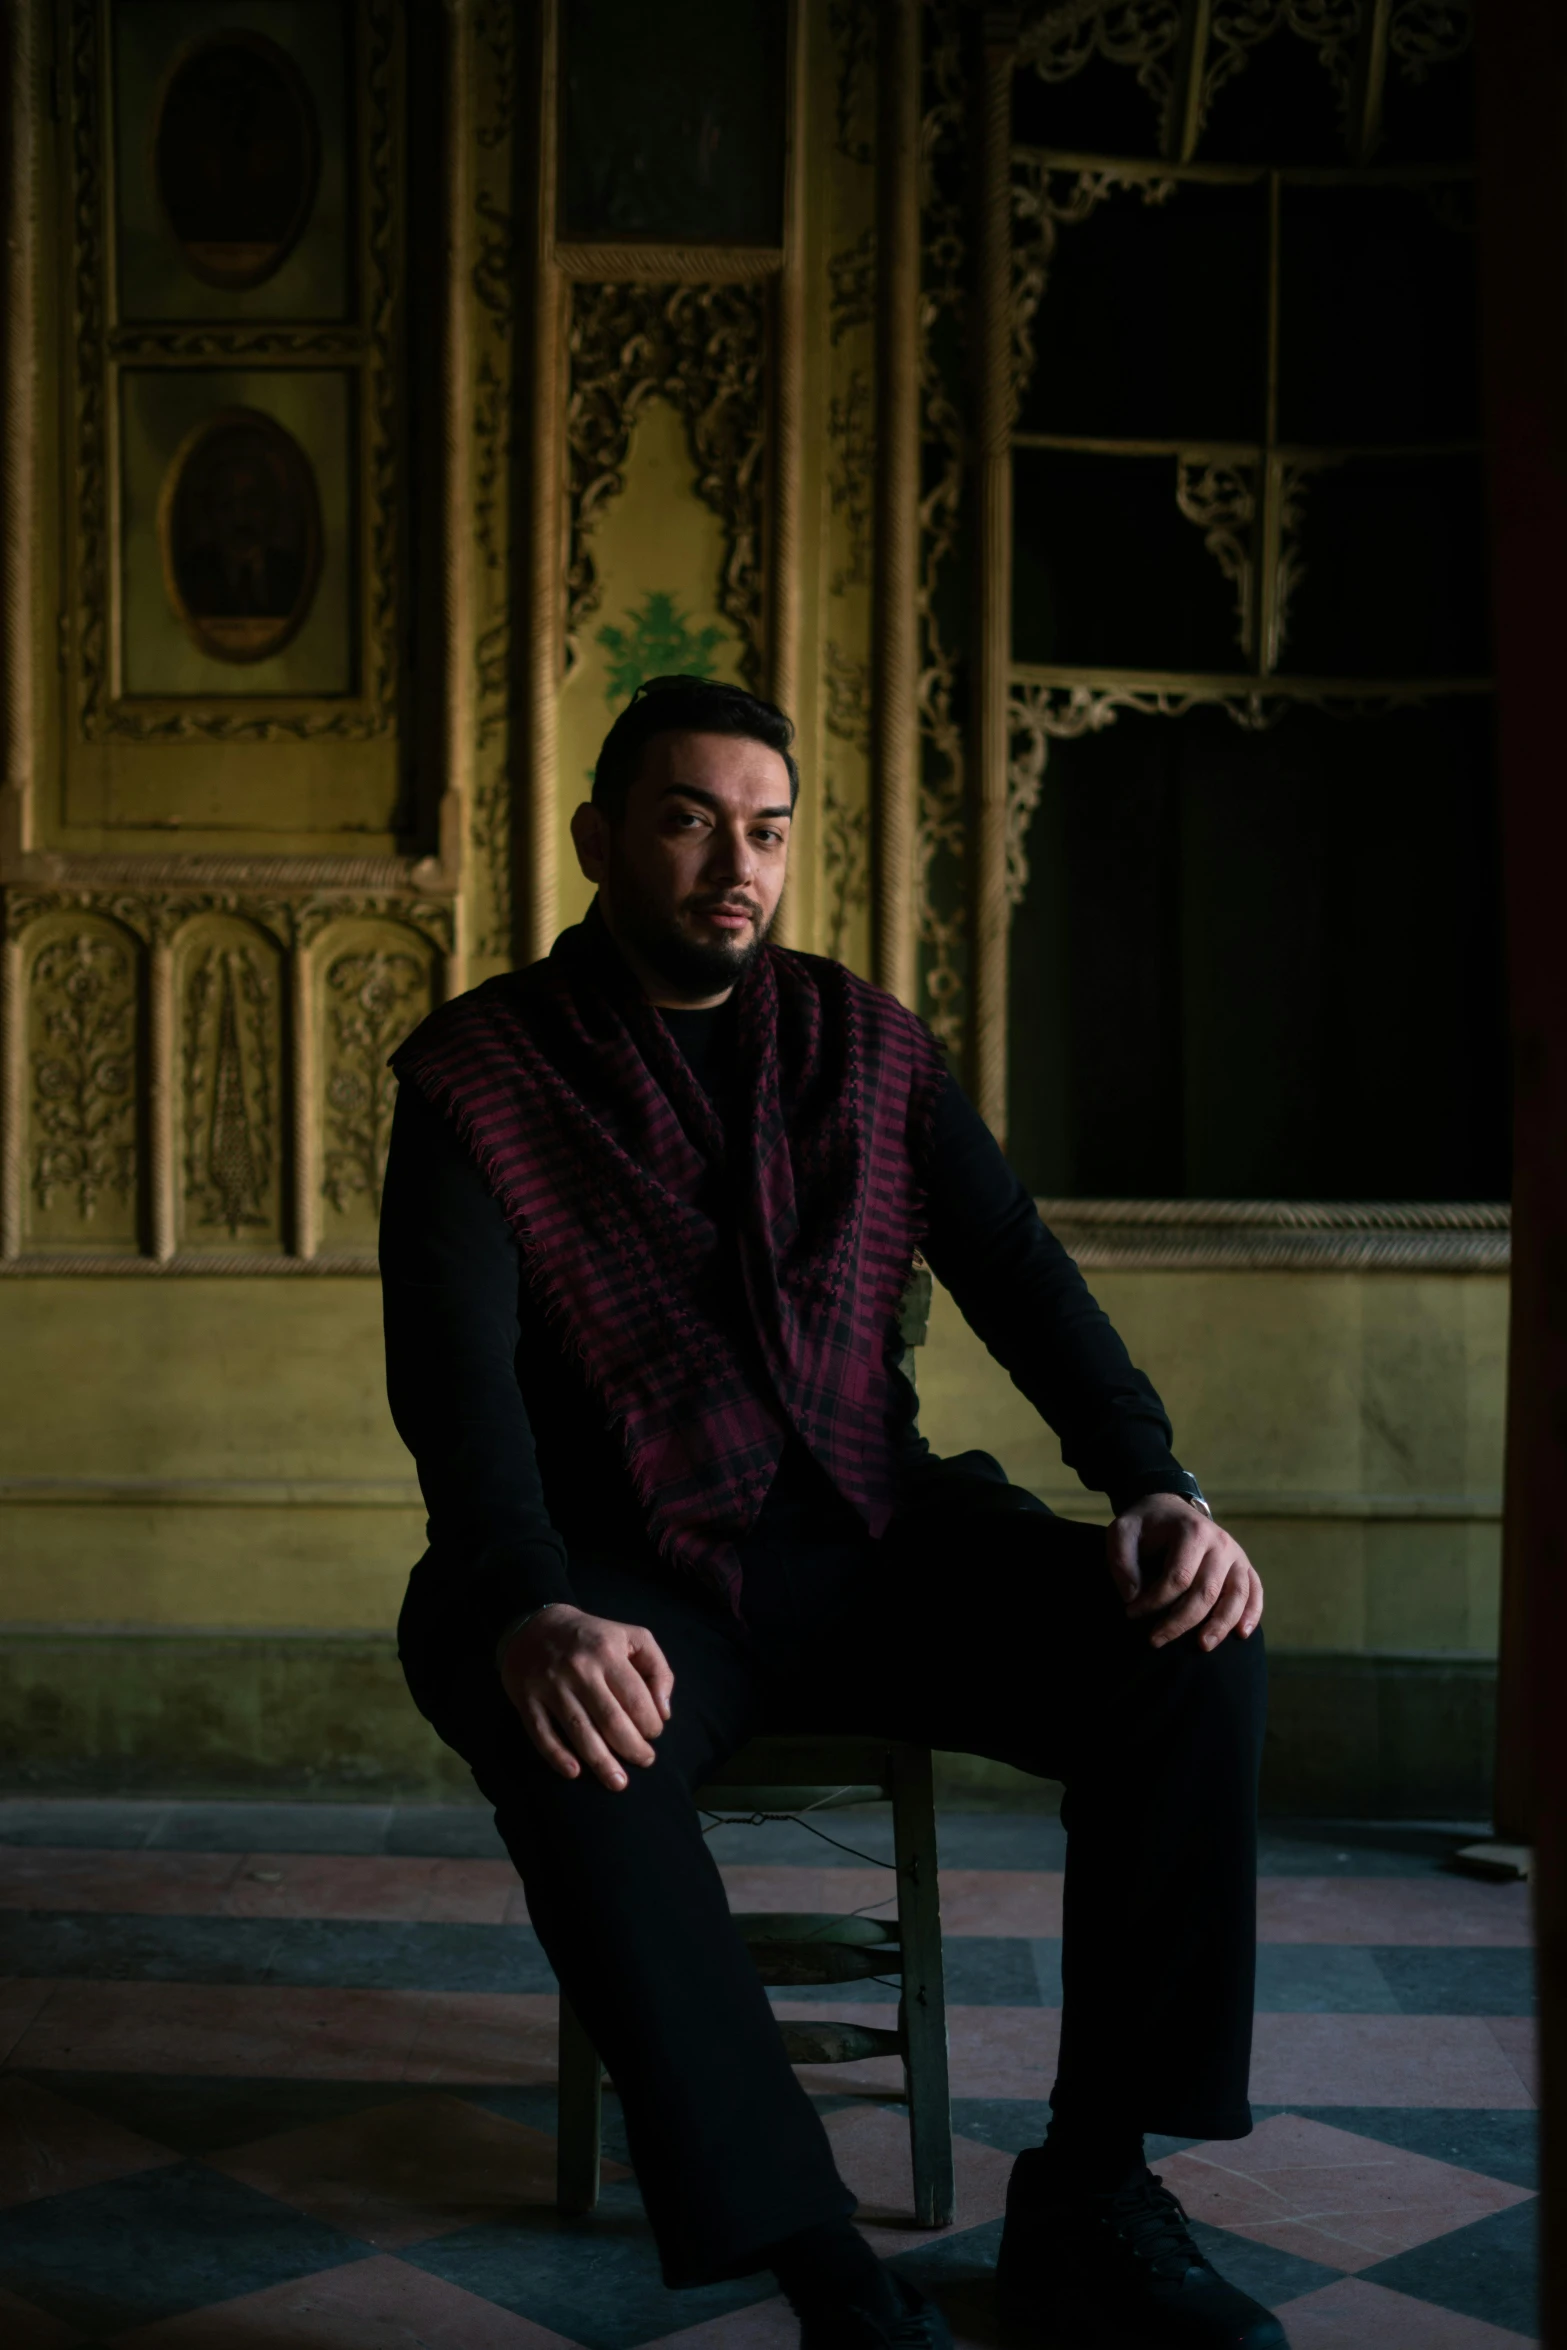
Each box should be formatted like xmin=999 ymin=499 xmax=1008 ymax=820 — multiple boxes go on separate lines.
xmin=611 ymin=882 xmax=773 ymax=998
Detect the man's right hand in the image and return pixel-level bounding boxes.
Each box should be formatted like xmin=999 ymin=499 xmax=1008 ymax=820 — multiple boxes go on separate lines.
xmin=499 ymin=1604 xmax=674 ymax=1791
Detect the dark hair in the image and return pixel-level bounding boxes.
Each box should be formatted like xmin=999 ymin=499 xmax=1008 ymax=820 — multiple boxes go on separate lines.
xmin=591 ymin=674 xmax=800 ymax=820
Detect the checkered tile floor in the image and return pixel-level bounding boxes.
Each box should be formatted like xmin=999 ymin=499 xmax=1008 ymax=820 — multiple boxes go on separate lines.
xmin=0 ymin=1800 xmax=1537 ymax=2346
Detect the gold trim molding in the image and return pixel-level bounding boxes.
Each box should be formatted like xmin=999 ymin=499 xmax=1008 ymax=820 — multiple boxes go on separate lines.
xmin=554 ymin=243 xmax=785 ymax=281
xmin=1039 ymin=1197 xmax=1510 ymax=1273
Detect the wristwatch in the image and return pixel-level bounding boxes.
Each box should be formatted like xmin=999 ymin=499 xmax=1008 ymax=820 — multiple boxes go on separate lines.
xmin=1166 ymin=1472 xmax=1213 ymax=1519
xmin=494 ymin=1600 xmax=572 ymax=1670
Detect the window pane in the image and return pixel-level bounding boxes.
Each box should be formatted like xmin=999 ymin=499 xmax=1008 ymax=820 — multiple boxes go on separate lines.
xmin=1014 ymin=449 xmax=1246 ymax=672
xmin=1280 ymin=184 xmax=1479 ymax=444
xmin=1016 ymin=179 xmax=1268 ymax=443
xmin=1378 ymin=44 xmax=1476 ymax=166
xmin=1006 ymin=700 xmax=1507 ymax=1201
xmin=559 ymin=0 xmax=786 ymax=243
xmin=1279 ymin=455 xmax=1489 ymax=677
xmin=1013 ymin=50 xmax=1167 ymax=161
xmin=1198 ymin=26 xmax=1345 ymax=165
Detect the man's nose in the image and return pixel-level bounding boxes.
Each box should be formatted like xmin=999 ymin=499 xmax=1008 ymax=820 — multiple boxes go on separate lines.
xmin=706 ymin=824 xmax=758 ymax=887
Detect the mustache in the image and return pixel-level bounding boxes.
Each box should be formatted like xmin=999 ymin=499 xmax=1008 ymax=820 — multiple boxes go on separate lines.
xmin=685 ymin=894 xmax=762 ymax=922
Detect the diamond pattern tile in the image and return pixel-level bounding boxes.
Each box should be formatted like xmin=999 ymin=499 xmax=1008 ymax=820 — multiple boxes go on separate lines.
xmin=109 ymin=2252 xmax=579 ymax=2347
xmin=1158 ymin=2112 xmax=1533 ymax=2272
xmin=0 ymin=2074 xmax=175 ymax=2209
xmin=0 ymin=2280 xmax=76 ymax=2349
xmin=0 ymin=1804 xmax=1541 ymax=2346
xmin=822 ymin=2104 xmax=1015 ymax=2256
xmin=399 ymin=2182 xmax=781 ymax=2350
xmin=1274 ymin=2274 xmax=1538 ymax=2348
xmin=215 ymin=2090 xmax=628 ymax=2248
xmin=0 ymin=2159 xmax=371 ymax=2336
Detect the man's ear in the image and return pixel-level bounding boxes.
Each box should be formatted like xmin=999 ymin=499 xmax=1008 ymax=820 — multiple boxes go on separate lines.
xmin=570 ymin=800 xmax=609 ymax=884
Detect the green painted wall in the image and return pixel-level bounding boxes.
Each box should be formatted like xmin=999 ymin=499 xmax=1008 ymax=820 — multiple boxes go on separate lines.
xmin=918 ymin=1268 xmax=1506 ymax=1658
xmin=0 ymin=1264 xmax=1505 ymax=1812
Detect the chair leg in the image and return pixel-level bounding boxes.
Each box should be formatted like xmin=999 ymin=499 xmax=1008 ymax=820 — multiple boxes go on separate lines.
xmin=892 ymin=1743 xmax=954 ymax=2227
xmin=556 ymin=1995 xmax=604 ymax=2214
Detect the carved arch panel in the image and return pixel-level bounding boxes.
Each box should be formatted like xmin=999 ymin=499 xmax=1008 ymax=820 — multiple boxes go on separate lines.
xmin=313 ymin=916 xmax=439 ymax=1252
xmin=174 ymin=915 xmax=286 ymax=1253
xmin=23 ymin=912 xmax=144 ymax=1251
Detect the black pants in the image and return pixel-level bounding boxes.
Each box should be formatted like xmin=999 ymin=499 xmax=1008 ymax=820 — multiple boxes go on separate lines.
xmin=404 ymin=1508 xmax=1266 ymax=2288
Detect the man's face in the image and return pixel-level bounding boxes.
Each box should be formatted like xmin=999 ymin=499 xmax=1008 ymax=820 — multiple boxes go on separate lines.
xmin=571 ymin=728 xmax=794 ymax=1001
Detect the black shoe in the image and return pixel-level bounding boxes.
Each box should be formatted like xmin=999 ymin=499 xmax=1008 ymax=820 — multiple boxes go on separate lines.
xmin=798 ymin=2271 xmax=955 ymax=2348
xmin=996 ymin=2147 xmax=1285 ymax=2348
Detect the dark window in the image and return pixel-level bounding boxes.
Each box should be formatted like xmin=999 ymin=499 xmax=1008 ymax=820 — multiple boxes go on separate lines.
xmin=1005 ymin=19 xmax=1501 ymax=1202
xmin=560 ymin=0 xmax=787 ymax=245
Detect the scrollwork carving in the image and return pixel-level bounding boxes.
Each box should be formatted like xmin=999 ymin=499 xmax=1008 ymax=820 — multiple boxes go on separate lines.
xmin=474 ymin=0 xmax=517 ymax=145
xmin=472 ymin=189 xmax=515 ymax=335
xmin=1016 ymin=0 xmax=1183 ymax=135
xmin=1388 ymin=0 xmax=1473 ymax=80
xmin=1005 ymin=669 xmax=1442 ymax=908
xmin=182 ymin=941 xmax=278 ymax=1238
xmin=28 ymin=926 xmax=139 ymax=1223
xmin=474 ymin=352 xmax=508 ymax=574
xmin=824 ymin=642 xmax=873 ymax=757
xmin=321 ymin=946 xmax=431 ymax=1219
xmin=288 ymin=894 xmax=452 ymax=953
xmin=827 ymin=370 xmax=874 ymax=598
xmin=829 ymin=0 xmax=876 ymax=164
xmin=1201 ymin=0 xmax=1363 ymax=142
xmin=565 ymin=281 xmax=767 ymax=684
xmin=1266 ymin=457 xmax=1340 ymax=669
xmin=1011 ymin=154 xmax=1176 ymax=412
xmin=68 ymin=0 xmax=106 ymax=740
xmin=358 ymin=0 xmax=400 ymax=747
xmin=1175 ymin=458 xmax=1257 ymax=656
xmin=916 ymin=0 xmax=971 ymax=1048
xmin=4 ymin=886 xmax=454 ymax=957
xmin=108 ymin=328 xmax=363 ymax=359
xmin=829 ymin=228 xmax=877 ymax=345
xmin=469 ymin=0 xmax=519 ymax=967
xmin=1006 ymin=676 xmax=1301 ymax=902
xmin=821 ymin=773 xmax=870 ymax=966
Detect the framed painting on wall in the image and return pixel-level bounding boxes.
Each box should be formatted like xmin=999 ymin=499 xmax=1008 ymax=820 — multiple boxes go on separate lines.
xmin=113 ymin=0 xmax=352 ymax=323
xmin=119 ymin=368 xmax=353 ymax=700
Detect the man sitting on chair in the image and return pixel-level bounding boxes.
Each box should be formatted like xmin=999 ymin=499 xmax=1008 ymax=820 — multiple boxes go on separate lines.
xmin=381 ymin=675 xmax=1278 ymax=2350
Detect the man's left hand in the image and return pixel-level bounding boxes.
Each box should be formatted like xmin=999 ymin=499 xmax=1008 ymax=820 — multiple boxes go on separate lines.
xmin=1106 ymin=1494 xmax=1264 ymax=1650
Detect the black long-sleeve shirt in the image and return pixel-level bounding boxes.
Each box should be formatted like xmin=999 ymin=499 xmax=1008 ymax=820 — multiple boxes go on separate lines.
xmin=380 ymin=998 xmax=1191 ymax=1664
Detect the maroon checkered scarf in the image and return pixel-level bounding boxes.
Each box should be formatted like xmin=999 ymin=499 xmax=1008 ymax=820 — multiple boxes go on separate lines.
xmin=391 ymin=909 xmax=947 ymax=1606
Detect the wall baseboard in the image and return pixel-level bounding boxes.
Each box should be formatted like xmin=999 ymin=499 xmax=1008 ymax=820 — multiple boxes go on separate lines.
xmin=1261 ymin=1649 xmax=1496 ymax=1819
xmin=0 ymin=1630 xmax=1496 ymax=1817
xmin=0 ymin=1629 xmax=471 ymax=1800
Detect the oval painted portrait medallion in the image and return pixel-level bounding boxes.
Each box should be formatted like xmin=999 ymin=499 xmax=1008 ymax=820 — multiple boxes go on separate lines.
xmin=154 ymin=33 xmax=319 ymax=291
xmin=159 ymin=408 xmax=323 ymax=665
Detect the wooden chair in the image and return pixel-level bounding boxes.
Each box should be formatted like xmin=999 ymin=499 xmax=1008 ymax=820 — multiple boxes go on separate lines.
xmin=555 ymin=1732 xmax=954 ymax=2227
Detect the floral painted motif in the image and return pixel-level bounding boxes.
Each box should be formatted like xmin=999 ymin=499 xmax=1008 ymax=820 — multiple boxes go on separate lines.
xmin=596 ymin=589 xmax=726 ymax=709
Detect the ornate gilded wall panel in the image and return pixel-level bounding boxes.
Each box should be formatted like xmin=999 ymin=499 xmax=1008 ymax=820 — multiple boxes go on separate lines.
xmin=469 ymin=0 xmax=521 ymax=974
xmin=2 ymin=886 xmax=451 ymax=1268
xmin=55 ymin=0 xmax=410 ymax=852
xmin=23 ymin=911 xmax=142 ymax=1251
xmin=915 ymin=0 xmax=970 ymax=1049
xmin=564 ymin=280 xmax=769 ymax=686
xmin=175 ymin=916 xmax=285 ymax=1254
xmin=817 ymin=0 xmax=877 ymax=975
xmin=314 ymin=917 xmax=438 ymax=1253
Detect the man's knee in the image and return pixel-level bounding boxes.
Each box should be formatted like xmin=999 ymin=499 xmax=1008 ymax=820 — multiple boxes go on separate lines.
xmin=1149 ymin=1619 xmax=1268 ymax=1760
